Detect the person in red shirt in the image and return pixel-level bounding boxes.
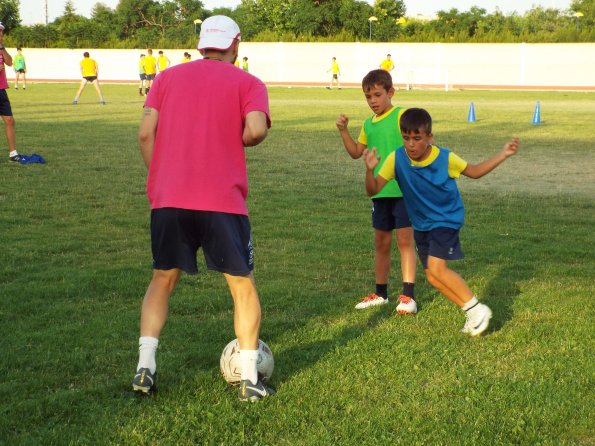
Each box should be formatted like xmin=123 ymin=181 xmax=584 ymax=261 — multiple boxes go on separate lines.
xmin=132 ymin=15 xmax=274 ymax=402
xmin=0 ymin=22 xmax=20 ymax=162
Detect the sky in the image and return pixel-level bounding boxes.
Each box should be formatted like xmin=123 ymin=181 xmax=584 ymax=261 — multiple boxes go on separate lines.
xmin=21 ymin=0 xmax=575 ymax=26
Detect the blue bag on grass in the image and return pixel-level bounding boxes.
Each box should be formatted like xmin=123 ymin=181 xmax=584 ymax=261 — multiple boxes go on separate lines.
xmin=18 ymin=153 xmax=46 ymax=164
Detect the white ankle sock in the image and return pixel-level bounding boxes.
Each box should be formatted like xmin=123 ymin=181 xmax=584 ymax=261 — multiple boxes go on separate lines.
xmin=462 ymin=296 xmax=479 ymax=312
xmin=9 ymin=150 xmax=18 ymax=157
xmin=137 ymin=336 xmax=159 ymax=374
xmin=240 ymin=349 xmax=259 ymax=385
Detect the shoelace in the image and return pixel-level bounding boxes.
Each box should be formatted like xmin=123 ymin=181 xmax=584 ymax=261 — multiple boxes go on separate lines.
xmin=398 ymin=295 xmax=412 ymax=304
xmin=361 ymin=293 xmax=380 ymax=302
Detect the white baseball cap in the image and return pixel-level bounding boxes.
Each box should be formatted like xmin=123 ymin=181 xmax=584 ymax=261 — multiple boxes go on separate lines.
xmin=0 ymin=22 xmax=5 ymax=31
xmin=197 ymin=15 xmax=241 ymax=52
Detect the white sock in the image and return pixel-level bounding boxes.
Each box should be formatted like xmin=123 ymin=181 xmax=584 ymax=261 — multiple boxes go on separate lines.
xmin=240 ymin=349 xmax=259 ymax=385
xmin=137 ymin=336 xmax=159 ymax=374
xmin=9 ymin=150 xmax=18 ymax=158
xmin=462 ymin=296 xmax=479 ymax=312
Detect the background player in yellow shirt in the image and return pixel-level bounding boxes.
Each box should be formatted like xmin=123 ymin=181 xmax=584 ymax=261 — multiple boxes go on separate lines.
xmin=180 ymin=52 xmax=191 ymax=63
xmin=380 ymin=54 xmax=394 ymax=72
xmin=326 ymin=57 xmax=341 ymax=90
xmin=72 ymin=52 xmax=105 ymax=105
xmin=157 ymin=50 xmax=170 ymax=72
xmin=143 ymin=49 xmax=157 ymax=95
xmin=138 ymin=54 xmax=146 ymax=96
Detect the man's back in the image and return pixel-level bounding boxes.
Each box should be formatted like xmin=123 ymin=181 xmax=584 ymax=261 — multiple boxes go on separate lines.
xmin=144 ymin=59 xmax=270 ymax=215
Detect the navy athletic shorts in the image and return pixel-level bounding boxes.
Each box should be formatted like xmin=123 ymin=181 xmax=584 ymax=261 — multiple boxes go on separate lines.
xmin=139 ymin=73 xmax=147 ymax=80
xmin=150 ymin=208 xmax=254 ymax=276
xmin=83 ymin=76 xmax=97 ymax=82
xmin=414 ymin=227 xmax=464 ymax=269
xmin=371 ymin=197 xmax=412 ymax=231
xmin=0 ymin=90 xmax=13 ymax=116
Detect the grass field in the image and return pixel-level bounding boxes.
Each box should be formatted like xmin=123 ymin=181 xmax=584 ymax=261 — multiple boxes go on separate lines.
xmin=0 ymin=84 xmax=593 ymax=445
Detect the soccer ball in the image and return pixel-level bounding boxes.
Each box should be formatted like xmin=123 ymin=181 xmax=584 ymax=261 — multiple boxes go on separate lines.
xmin=220 ymin=339 xmax=274 ymax=385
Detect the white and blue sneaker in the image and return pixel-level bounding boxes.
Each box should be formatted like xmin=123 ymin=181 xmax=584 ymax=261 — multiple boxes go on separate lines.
xmin=461 ymin=303 xmax=492 ymax=336
xmin=239 ymin=379 xmax=275 ymax=402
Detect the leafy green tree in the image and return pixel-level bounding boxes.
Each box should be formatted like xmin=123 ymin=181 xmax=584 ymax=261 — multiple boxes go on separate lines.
xmin=571 ymin=0 xmax=594 ymax=29
xmin=338 ymin=0 xmax=373 ymax=40
xmin=372 ymin=0 xmax=405 ymax=41
xmin=115 ymin=0 xmax=157 ymax=41
xmin=0 ymin=0 xmax=21 ymax=32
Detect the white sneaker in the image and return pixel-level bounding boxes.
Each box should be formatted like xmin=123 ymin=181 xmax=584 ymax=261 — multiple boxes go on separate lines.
xmin=461 ymin=303 xmax=492 ymax=336
xmin=396 ymin=295 xmax=417 ymax=315
xmin=354 ymin=293 xmax=388 ymax=310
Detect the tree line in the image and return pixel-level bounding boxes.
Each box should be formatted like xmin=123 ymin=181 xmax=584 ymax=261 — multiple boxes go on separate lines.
xmin=1 ymin=0 xmax=593 ymax=49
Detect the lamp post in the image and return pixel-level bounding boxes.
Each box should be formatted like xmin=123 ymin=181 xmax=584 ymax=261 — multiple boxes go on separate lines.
xmin=194 ymin=18 xmax=202 ymax=35
xmin=573 ymin=12 xmax=583 ymax=31
xmin=368 ymin=16 xmax=378 ymax=40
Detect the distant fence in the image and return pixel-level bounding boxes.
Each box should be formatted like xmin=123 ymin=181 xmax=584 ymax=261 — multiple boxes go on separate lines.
xmin=8 ymin=43 xmax=595 ymax=90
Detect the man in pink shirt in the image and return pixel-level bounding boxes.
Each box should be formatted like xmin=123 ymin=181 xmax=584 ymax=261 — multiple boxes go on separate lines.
xmin=0 ymin=22 xmax=20 ymax=162
xmin=133 ymin=15 xmax=273 ymax=402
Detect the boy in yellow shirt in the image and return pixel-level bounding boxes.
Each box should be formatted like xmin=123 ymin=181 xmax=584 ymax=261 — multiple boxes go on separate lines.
xmin=326 ymin=57 xmax=341 ymax=89
xmin=143 ymin=49 xmax=157 ymax=95
xmin=72 ymin=52 xmax=105 ymax=105
xmin=157 ymin=50 xmax=170 ymax=72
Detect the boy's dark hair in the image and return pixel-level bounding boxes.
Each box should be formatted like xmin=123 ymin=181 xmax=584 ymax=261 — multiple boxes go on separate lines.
xmin=83 ymin=51 xmax=90 ymax=57
xmin=400 ymin=108 xmax=432 ymax=134
xmin=159 ymin=50 xmax=163 ymax=54
xmin=362 ymin=69 xmax=393 ymax=92
xmin=17 ymin=47 xmax=22 ymax=51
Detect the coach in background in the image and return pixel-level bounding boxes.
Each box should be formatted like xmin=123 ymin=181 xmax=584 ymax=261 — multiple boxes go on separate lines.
xmin=0 ymin=22 xmax=21 ymax=162
xmin=132 ymin=15 xmax=273 ymax=402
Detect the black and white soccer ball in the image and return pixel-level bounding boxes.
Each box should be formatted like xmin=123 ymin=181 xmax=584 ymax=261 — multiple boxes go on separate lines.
xmin=219 ymin=339 xmax=274 ymax=385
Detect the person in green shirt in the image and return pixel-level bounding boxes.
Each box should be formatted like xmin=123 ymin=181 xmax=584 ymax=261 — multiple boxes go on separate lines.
xmin=336 ymin=69 xmax=417 ymax=314
xmin=13 ymin=47 xmax=26 ymax=90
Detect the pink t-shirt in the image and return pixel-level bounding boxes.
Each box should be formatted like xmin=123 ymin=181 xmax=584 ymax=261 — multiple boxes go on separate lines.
xmin=0 ymin=53 xmax=8 ymax=89
xmin=144 ymin=59 xmax=270 ymax=214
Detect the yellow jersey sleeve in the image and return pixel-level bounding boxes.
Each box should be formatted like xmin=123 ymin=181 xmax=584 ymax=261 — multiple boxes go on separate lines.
xmin=358 ymin=127 xmax=367 ymax=145
xmin=448 ymin=152 xmax=468 ymax=178
xmin=378 ymin=151 xmax=396 ymax=181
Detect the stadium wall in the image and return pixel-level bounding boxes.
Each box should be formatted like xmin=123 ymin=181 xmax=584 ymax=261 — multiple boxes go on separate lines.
xmin=9 ymin=43 xmax=595 ymax=91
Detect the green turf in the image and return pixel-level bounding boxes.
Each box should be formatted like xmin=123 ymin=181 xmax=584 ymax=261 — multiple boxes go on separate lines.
xmin=0 ymin=84 xmax=593 ymax=445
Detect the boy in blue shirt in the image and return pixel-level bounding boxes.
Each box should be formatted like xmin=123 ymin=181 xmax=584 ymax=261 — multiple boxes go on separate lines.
xmin=364 ymin=108 xmax=519 ymax=335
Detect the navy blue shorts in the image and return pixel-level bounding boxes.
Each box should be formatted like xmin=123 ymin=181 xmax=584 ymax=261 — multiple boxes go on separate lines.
xmin=150 ymin=208 xmax=254 ymax=276
xmin=83 ymin=76 xmax=97 ymax=82
xmin=372 ymin=197 xmax=411 ymax=231
xmin=0 ymin=90 xmax=13 ymax=116
xmin=414 ymin=227 xmax=464 ymax=269
xmin=139 ymin=74 xmax=147 ymax=80
xmin=146 ymin=74 xmax=156 ymax=81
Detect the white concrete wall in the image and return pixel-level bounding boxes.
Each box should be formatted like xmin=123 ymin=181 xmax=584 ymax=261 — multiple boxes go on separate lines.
xmin=7 ymin=43 xmax=595 ymax=90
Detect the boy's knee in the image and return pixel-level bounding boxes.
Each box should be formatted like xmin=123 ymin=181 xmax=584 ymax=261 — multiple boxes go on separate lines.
xmin=374 ymin=231 xmax=392 ymax=250
xmin=425 ymin=268 xmax=437 ymax=284
xmin=3 ymin=116 xmax=15 ymax=126
xmin=151 ymin=269 xmax=180 ymax=291
xmin=426 ymin=262 xmax=448 ymax=282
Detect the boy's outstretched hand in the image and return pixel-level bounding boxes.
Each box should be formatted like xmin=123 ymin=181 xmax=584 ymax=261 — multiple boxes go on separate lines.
xmin=363 ymin=148 xmax=380 ymax=170
xmin=502 ymin=138 xmax=520 ymax=158
xmin=336 ymin=113 xmax=349 ymax=131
